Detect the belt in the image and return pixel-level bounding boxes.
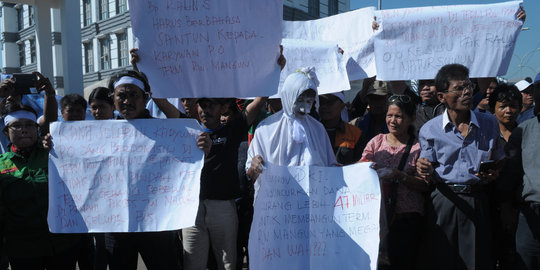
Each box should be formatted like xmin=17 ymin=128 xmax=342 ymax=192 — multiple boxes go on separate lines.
xmin=445 ymin=183 xmax=487 ymax=194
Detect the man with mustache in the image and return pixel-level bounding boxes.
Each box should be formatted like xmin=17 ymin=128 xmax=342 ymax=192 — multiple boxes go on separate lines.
xmin=416 ymin=64 xmax=505 ymax=269
xmin=105 ymin=70 xmax=211 ymax=270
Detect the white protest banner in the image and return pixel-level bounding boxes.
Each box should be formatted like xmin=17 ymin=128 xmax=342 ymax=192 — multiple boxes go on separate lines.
xmin=374 ymin=1 xmax=523 ymax=81
xmin=249 ymin=163 xmax=380 ymax=270
xmin=283 ymin=7 xmax=377 ymax=81
xmin=280 ymin=39 xmax=350 ymax=95
xmin=128 ymin=0 xmax=283 ymax=98
xmin=48 ymin=119 xmax=203 ymax=233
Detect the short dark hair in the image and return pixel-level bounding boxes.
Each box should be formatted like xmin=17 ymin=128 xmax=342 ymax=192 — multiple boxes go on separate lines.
xmin=108 ymin=70 xmax=151 ymax=94
xmin=89 ymin=87 xmax=113 ymax=105
xmin=488 ymin=84 xmax=522 ymax=113
xmin=435 ymin=64 xmax=470 ymax=93
xmin=60 ymin=94 xmax=87 ymax=112
xmin=418 ymin=79 xmax=435 ymax=88
xmin=0 ymin=105 xmax=37 ymax=119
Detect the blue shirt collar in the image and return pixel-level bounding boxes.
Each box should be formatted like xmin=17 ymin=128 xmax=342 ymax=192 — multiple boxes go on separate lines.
xmin=442 ymin=109 xmax=479 ymax=130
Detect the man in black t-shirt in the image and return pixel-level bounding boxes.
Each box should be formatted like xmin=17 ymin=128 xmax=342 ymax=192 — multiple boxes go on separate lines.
xmin=182 ymin=97 xmax=266 ymax=270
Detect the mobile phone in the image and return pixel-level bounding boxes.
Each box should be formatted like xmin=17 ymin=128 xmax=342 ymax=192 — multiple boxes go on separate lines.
xmin=478 ymin=160 xmax=496 ymax=173
xmin=13 ymin=73 xmax=37 ymax=94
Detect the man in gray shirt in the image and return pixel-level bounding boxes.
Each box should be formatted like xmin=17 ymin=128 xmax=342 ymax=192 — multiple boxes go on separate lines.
xmin=506 ymin=76 xmax=540 ymax=269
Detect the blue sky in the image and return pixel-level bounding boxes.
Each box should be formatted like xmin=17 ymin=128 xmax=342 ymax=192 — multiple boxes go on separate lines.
xmin=351 ymin=0 xmax=540 ymax=81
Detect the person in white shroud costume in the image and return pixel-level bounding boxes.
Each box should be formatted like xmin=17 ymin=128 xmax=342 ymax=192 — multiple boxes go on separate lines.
xmin=246 ymin=67 xmax=337 ymax=184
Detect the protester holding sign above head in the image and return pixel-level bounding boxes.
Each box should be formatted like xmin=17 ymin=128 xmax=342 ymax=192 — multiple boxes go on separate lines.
xmin=247 ymin=67 xmax=337 ymax=182
xmin=416 ymin=64 xmax=505 ymax=270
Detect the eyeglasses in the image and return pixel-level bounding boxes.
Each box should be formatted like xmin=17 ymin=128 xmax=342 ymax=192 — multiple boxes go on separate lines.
xmin=388 ymin=95 xmax=411 ymax=104
xmin=7 ymin=123 xmax=38 ymax=131
xmin=446 ymin=81 xmax=475 ymax=95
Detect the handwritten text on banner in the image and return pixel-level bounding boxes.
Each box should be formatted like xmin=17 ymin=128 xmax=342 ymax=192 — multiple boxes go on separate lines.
xmin=48 ymin=119 xmax=203 ymax=233
xmin=249 ymin=163 xmax=380 ymax=270
xmin=128 ymin=0 xmax=283 ymax=98
xmin=374 ymin=1 xmax=523 ymax=80
xmin=283 ymin=7 xmax=377 ymax=81
xmin=280 ymin=39 xmax=350 ymax=95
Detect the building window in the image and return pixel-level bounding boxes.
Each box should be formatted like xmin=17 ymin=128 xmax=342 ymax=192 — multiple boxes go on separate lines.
xmin=30 ymin=39 xmax=36 ymax=63
xmin=309 ymin=0 xmax=320 ymax=17
xmin=117 ymin=0 xmax=127 ymax=14
xmin=85 ymin=43 xmax=94 ymax=73
xmin=17 ymin=8 xmax=23 ymax=30
xmin=328 ymin=0 xmax=339 ymax=15
xmin=100 ymin=38 xmax=111 ymax=70
xmin=83 ymin=0 xmax=92 ymax=26
xmin=28 ymin=6 xmax=35 ymax=26
xmin=117 ymin=33 xmax=128 ymax=67
xmin=99 ymin=0 xmax=109 ymax=20
xmin=18 ymin=43 xmax=25 ymax=66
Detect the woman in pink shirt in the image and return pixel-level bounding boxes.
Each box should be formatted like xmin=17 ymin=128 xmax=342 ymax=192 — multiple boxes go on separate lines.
xmin=362 ymin=94 xmax=431 ymax=270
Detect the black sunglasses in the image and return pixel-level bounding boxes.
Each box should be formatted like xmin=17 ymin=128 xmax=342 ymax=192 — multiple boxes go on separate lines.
xmin=388 ymin=95 xmax=411 ymax=104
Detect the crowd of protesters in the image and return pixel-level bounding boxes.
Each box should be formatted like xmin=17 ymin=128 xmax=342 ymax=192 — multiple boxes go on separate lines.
xmin=0 ymin=8 xmax=537 ymax=270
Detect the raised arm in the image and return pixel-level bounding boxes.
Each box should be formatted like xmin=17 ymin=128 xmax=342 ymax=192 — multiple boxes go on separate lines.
xmin=35 ymin=72 xmax=57 ymax=133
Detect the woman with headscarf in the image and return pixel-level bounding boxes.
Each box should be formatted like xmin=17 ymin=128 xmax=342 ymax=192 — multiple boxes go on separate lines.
xmin=246 ymin=67 xmax=337 ymax=182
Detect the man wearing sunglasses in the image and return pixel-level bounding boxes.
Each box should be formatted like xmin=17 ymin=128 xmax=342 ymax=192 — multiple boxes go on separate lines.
xmin=416 ymin=64 xmax=505 ymax=269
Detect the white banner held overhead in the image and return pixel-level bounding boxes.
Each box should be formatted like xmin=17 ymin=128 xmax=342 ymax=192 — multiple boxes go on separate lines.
xmin=280 ymin=39 xmax=350 ymax=95
xmin=283 ymin=7 xmax=377 ymax=81
xmin=48 ymin=119 xmax=204 ymax=233
xmin=128 ymin=0 xmax=283 ymax=98
xmin=249 ymin=163 xmax=380 ymax=270
xmin=374 ymin=1 xmax=523 ymax=80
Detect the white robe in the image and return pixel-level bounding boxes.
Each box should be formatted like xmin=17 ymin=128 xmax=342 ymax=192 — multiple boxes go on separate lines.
xmin=246 ymin=68 xmax=337 ymax=171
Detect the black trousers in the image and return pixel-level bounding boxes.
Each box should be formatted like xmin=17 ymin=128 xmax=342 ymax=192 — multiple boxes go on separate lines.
xmin=105 ymin=231 xmax=182 ymax=270
xmin=515 ymin=203 xmax=540 ymax=269
xmin=388 ymin=213 xmax=423 ymax=270
xmin=9 ymin=247 xmax=78 ymax=270
xmin=419 ymin=185 xmax=493 ymax=270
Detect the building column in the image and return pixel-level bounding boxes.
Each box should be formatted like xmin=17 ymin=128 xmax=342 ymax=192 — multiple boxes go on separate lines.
xmin=1 ymin=3 xmax=21 ymax=73
xmin=59 ymin=0 xmax=83 ymax=95
xmin=34 ymin=2 xmax=54 ymax=79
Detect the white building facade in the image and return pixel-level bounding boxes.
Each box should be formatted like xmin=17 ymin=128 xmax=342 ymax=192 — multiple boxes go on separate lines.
xmin=1 ymin=0 xmax=349 ymax=96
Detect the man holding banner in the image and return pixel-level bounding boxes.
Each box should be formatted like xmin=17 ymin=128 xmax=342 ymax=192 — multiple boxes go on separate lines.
xmin=103 ymin=70 xmax=212 ymax=270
